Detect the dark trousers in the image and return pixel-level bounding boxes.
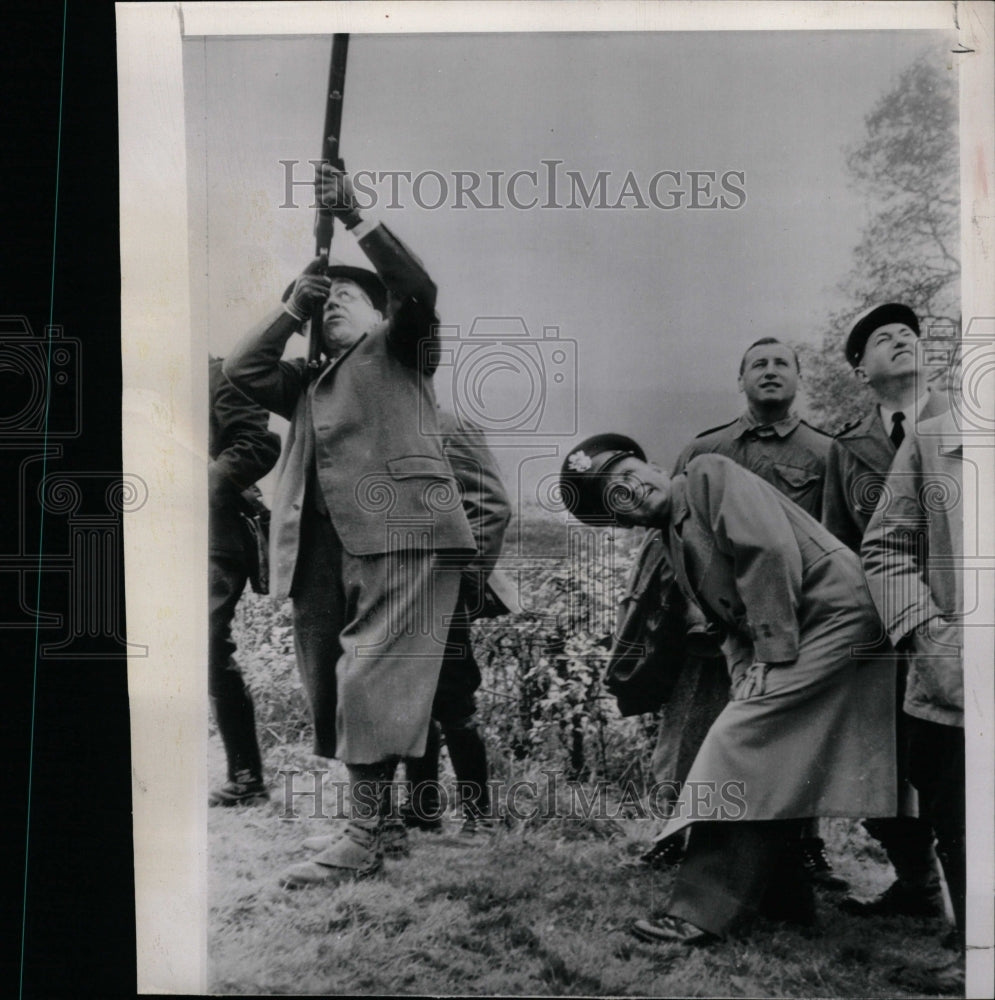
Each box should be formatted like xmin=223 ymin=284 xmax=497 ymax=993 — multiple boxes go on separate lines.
xmin=404 ymin=608 xmax=490 ymax=817
xmin=667 ymin=821 xmax=813 ymax=937
xmin=863 ymin=662 xmax=939 ymax=886
xmin=908 ymin=716 xmax=966 ymax=936
xmin=209 ymin=554 xmax=263 ymax=781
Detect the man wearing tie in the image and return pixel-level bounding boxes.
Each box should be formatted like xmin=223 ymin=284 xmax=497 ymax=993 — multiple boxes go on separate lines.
xmin=822 ymin=302 xmax=948 ymax=918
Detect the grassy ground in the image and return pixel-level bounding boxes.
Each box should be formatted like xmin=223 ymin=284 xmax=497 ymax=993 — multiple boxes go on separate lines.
xmin=208 ymin=739 xmax=959 ymax=997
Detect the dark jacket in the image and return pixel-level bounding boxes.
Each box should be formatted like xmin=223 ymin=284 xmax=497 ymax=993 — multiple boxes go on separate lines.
xmin=208 ymin=357 xmax=280 ymax=559
xmin=823 ymin=394 xmax=949 ymax=552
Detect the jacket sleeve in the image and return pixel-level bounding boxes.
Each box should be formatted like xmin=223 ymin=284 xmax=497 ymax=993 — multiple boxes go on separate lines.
xmin=355 ymin=223 xmax=440 ymax=373
xmin=211 ymin=373 xmax=281 ymax=494
xmin=442 ymin=417 xmax=511 ymax=598
xmin=222 ymin=308 xmax=308 ymax=421
xmin=860 ymin=434 xmax=939 ymax=645
xmin=690 ymin=455 xmax=803 ymax=663
xmin=822 ymin=441 xmax=863 ymax=553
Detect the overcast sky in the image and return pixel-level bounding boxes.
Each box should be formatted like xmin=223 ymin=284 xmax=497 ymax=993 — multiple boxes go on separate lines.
xmin=184 ymin=29 xmax=955 ymax=482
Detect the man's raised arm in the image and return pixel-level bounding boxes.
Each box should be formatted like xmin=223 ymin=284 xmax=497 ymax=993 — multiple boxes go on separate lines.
xmin=317 ymin=163 xmax=439 ymax=370
xmin=224 ymin=259 xmax=332 ymax=420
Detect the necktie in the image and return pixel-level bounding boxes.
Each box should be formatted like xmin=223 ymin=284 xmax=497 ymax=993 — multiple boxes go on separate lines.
xmin=890 ymin=411 xmax=905 ymax=448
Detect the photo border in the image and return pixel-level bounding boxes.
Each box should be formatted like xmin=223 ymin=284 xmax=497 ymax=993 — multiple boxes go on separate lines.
xmin=117 ymin=2 xmax=994 ymax=993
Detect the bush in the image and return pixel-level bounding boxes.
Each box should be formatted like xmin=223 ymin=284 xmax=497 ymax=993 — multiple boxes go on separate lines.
xmin=230 ymin=518 xmax=660 ymax=792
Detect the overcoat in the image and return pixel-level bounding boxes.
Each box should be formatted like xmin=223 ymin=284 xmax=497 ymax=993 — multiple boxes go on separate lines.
xmin=654 ymin=455 xmax=898 ymax=840
xmin=861 ymin=410 xmax=964 ymax=728
xmin=651 ymin=410 xmax=833 ymax=789
xmin=437 ymin=409 xmax=513 ymax=615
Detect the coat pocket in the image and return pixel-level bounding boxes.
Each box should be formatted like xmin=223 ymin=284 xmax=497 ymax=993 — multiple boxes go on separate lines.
xmin=771 ymin=462 xmax=821 ymax=493
xmin=386 ymin=455 xmax=455 ymax=480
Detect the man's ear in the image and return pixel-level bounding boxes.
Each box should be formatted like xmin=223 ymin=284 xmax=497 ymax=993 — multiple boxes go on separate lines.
xmin=736 ymin=375 xmax=745 ymax=394
xmin=853 ymin=365 xmax=869 ymax=386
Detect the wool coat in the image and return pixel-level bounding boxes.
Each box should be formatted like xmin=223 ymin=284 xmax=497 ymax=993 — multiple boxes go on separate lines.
xmin=651 ymin=410 xmax=833 ymax=789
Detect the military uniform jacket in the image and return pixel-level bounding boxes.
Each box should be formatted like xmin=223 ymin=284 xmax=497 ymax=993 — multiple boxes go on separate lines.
xmin=677 ymin=411 xmax=831 ymax=520
xmin=224 ymin=223 xmax=476 ymax=598
xmin=208 ymin=356 xmax=280 ymax=559
xmin=823 ymin=393 xmax=949 ymax=552
xmin=861 ymin=410 xmax=964 ymax=726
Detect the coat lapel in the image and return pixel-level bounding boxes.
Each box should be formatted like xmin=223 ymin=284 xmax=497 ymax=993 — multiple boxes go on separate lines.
xmin=313 ymin=331 xmax=369 ymax=390
xmin=839 ymin=409 xmax=894 ymax=475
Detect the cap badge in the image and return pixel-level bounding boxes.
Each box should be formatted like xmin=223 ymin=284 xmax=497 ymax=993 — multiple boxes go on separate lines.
xmin=567 ymin=450 xmax=593 ymax=473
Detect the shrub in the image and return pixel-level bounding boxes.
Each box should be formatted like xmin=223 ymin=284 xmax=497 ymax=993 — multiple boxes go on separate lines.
xmin=230 ymin=518 xmax=661 ymax=793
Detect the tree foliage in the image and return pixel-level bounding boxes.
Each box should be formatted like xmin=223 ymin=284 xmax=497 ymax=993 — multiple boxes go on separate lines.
xmin=800 ymin=56 xmax=959 ymax=432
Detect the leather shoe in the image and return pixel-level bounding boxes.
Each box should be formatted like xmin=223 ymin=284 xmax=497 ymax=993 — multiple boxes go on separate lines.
xmin=839 ymin=878 xmax=946 ymax=918
xmin=209 ymin=773 xmax=269 ymax=808
xmin=631 ymin=915 xmax=716 ymax=946
xmin=280 ymin=822 xmax=382 ymax=889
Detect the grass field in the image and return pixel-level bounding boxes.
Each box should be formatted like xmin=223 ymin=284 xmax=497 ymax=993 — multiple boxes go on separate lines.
xmin=208 ymin=738 xmax=960 ymax=997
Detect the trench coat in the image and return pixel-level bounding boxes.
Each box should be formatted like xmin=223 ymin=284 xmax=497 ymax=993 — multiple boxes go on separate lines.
xmin=653 ymin=454 xmax=898 ymax=841
xmin=651 ymin=410 xmax=834 ymax=788
xmin=861 ymin=410 xmax=964 ymax=728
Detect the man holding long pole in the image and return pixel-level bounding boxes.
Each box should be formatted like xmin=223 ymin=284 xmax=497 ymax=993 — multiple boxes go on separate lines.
xmin=226 ymin=157 xmax=475 ymax=886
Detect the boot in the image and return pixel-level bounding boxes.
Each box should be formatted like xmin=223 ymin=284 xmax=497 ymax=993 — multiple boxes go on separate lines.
xmin=209 ymin=686 xmax=267 ymax=807
xmin=843 ymin=818 xmax=944 ymax=917
xmin=281 ymin=820 xmax=382 ymax=888
xmin=402 ymin=721 xmax=443 ymax=830
xmin=443 ymin=719 xmax=491 ymax=821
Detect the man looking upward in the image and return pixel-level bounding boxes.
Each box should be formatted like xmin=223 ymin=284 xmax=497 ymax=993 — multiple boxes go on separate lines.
xmin=225 ymin=164 xmax=475 ymax=888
